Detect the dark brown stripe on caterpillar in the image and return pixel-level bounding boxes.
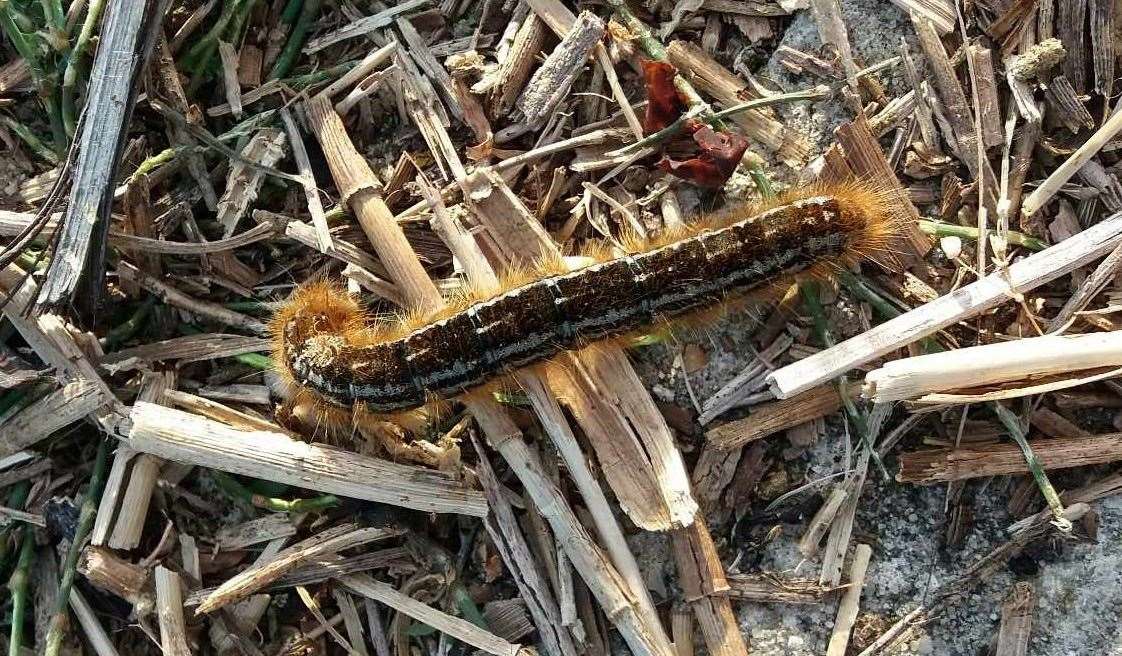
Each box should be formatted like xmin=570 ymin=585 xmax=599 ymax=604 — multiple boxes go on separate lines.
xmin=273 ymin=185 xmax=903 ymax=413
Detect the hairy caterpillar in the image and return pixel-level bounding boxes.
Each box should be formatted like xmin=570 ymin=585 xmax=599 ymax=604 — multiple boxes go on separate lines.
xmin=271 ymin=181 xmax=907 ymax=416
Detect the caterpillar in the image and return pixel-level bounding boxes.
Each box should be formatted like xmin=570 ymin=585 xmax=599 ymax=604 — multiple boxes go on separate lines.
xmin=271 ymin=181 xmax=907 ymax=418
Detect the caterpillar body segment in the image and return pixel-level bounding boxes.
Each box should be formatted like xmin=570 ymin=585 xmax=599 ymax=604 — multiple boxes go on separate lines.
xmin=272 ymin=181 xmax=907 ymax=415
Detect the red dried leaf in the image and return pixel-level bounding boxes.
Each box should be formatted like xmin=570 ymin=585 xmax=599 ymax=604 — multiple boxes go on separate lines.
xmin=642 ymin=60 xmax=686 ymax=134
xmin=658 ymin=124 xmax=750 ymax=188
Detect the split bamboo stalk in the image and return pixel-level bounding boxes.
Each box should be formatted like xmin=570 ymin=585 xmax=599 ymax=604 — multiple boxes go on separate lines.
xmin=154 ymin=567 xmax=191 ymax=656
xmin=126 ymin=402 xmax=487 ymax=516
xmin=197 ymin=524 xmax=395 ymax=614
xmin=889 ymin=0 xmax=955 ymax=33
xmin=912 ymin=17 xmax=978 ymax=158
xmin=671 ymin=605 xmax=693 ymax=656
xmin=306 ymin=98 xmax=674 ymax=656
xmin=316 ymin=40 xmax=397 ymax=101
xmin=340 ymin=575 xmax=522 ymax=656
xmin=826 ymin=544 xmax=873 ymax=656
xmin=116 ymin=262 xmax=268 ymax=334
xmin=798 ymin=485 xmax=849 ymax=558
xmin=995 ymin=582 xmax=1035 ymax=656
xmin=279 ymin=108 xmax=332 ymax=252
xmin=897 ymin=433 xmax=1122 ymax=483
xmin=106 ymin=454 xmax=162 ymax=550
xmin=106 ymin=370 xmax=172 ymax=550
xmin=470 ymin=431 xmax=580 ymax=656
xmin=1049 ymin=240 xmax=1122 ymax=332
xmin=1022 ymin=107 xmax=1122 ymax=217
xmin=0 ymin=380 xmax=106 ymax=458
xmin=91 ymin=444 xmax=135 ymax=546
xmin=467 ymin=401 xmax=675 ymax=656
xmin=304 ymin=96 xmax=442 ymax=314
xmin=725 ymin=574 xmax=832 ymax=604
xmin=332 ymin=589 xmax=369 ymax=656
xmin=707 ymin=384 xmax=854 ymax=450
xmin=768 ymin=211 xmax=1122 ymax=398
xmin=0 ymin=266 xmax=127 ymax=436
xmin=864 ymin=331 xmax=1122 ymax=403
xmin=489 ymin=16 xmax=546 ymax=117
xmin=697 ymin=333 xmax=792 ymax=425
xmin=78 ymin=547 xmax=151 ymax=608
xmin=69 ymin=589 xmax=121 ymax=656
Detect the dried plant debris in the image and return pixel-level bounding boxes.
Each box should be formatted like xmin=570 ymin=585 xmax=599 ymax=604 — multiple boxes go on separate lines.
xmin=5 ymin=0 xmax=1122 ymax=655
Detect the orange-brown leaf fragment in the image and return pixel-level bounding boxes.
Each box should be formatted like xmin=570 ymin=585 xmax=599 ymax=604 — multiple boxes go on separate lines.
xmin=659 ymin=123 xmax=749 ymax=188
xmin=642 ymin=59 xmax=687 ymax=133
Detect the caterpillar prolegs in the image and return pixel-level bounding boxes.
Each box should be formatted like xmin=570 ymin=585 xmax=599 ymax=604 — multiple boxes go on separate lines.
xmin=272 ymin=182 xmax=907 ymax=416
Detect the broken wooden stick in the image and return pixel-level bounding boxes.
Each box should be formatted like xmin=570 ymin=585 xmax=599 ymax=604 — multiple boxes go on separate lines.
xmin=198 ymin=524 xmax=397 ymax=614
xmin=864 ymin=331 xmax=1122 ymax=403
xmin=995 ymin=581 xmax=1035 ymax=656
xmin=826 ymin=543 xmax=872 ymax=656
xmin=340 ymin=575 xmax=522 ymax=656
xmin=706 ymin=384 xmax=854 ymax=450
xmin=126 ymin=402 xmax=487 ymax=516
xmin=897 ymin=432 xmax=1122 ymax=483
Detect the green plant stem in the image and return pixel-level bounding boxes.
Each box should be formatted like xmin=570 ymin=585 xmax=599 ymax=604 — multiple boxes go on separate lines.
xmin=224 ymin=0 xmax=258 ymax=46
xmin=800 ymin=280 xmax=888 ymax=478
xmin=285 ymin=60 xmax=357 ymax=89
xmin=44 ymin=92 xmax=66 ymax=155
xmin=60 ymin=0 xmax=105 ymax=136
xmin=991 ymin=402 xmax=1069 ymax=530
xmin=917 ymin=219 xmax=1047 ymax=252
xmin=0 ymin=482 xmax=32 ymax=576
xmin=837 ymin=271 xmax=942 ymax=353
xmin=102 ymin=297 xmax=154 ymax=349
xmin=211 ymin=470 xmax=338 ymax=513
xmin=0 ymin=114 xmax=60 ymax=164
xmin=64 ymin=0 xmax=87 ymax=32
xmin=0 ymin=388 xmax=27 ymax=422
xmin=40 ymin=0 xmax=65 ymax=32
xmin=43 ymin=438 xmax=110 ymax=656
xmin=0 ymin=4 xmax=66 ymax=153
xmin=124 ymin=145 xmax=184 ymax=184
xmin=0 ymin=5 xmax=44 ymax=69
xmin=267 ymin=0 xmax=321 ymax=80
xmin=279 ymin=0 xmax=303 ymax=23
xmin=7 ymin=524 xmax=36 ymax=656
xmin=184 ymin=0 xmax=245 ymax=92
